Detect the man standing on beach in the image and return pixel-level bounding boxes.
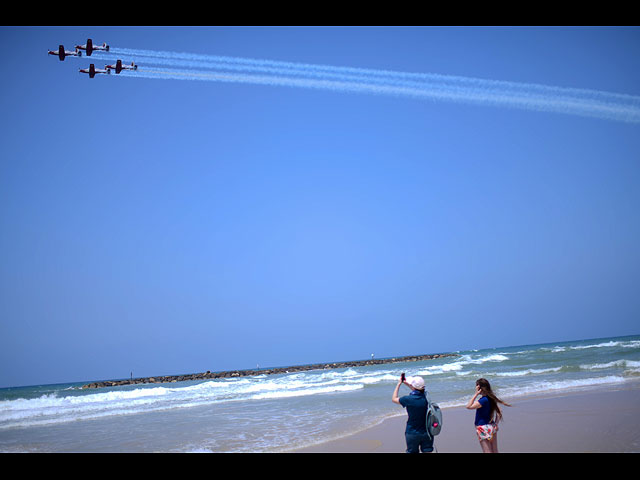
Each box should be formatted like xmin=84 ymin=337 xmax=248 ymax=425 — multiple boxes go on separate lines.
xmin=392 ymin=374 xmax=434 ymax=453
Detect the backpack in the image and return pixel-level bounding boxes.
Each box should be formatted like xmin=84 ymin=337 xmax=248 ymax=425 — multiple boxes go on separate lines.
xmin=425 ymin=391 xmax=443 ymax=438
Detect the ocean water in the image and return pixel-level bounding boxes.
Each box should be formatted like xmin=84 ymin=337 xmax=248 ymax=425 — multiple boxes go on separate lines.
xmin=1 ymin=334 xmax=639 ymax=452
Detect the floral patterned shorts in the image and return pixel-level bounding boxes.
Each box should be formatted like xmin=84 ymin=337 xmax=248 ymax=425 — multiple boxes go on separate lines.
xmin=476 ymin=422 xmax=499 ymax=441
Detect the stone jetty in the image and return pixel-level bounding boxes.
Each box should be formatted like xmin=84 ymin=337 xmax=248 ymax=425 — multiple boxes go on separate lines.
xmin=81 ymin=352 xmax=458 ymax=389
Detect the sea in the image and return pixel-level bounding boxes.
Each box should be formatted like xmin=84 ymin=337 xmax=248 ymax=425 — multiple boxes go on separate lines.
xmin=1 ymin=334 xmax=639 ymax=453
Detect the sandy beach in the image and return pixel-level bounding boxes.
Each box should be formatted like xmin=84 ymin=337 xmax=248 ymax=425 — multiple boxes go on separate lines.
xmin=290 ymin=383 xmax=640 ymax=453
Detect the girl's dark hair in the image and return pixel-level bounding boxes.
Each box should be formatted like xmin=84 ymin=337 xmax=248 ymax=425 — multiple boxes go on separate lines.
xmin=476 ymin=378 xmax=511 ymax=423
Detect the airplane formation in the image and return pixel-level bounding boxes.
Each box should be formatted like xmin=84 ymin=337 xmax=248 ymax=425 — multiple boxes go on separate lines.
xmin=48 ymin=38 xmax=137 ymax=78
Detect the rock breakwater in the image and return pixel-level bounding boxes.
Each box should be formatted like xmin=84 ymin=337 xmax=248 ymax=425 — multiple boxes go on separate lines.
xmin=81 ymin=352 xmax=459 ymax=389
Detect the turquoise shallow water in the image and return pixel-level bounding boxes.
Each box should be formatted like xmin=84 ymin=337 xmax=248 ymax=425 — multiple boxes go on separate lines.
xmin=1 ymin=334 xmax=639 ymax=452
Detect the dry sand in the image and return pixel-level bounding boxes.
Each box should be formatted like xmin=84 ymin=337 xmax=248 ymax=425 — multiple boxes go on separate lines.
xmin=290 ymin=383 xmax=640 ymax=453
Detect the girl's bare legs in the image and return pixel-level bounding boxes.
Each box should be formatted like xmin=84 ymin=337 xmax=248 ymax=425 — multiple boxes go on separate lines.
xmin=489 ymin=433 xmax=499 ymax=453
xmin=479 ymin=433 xmax=499 ymax=453
xmin=479 ymin=439 xmax=493 ymax=453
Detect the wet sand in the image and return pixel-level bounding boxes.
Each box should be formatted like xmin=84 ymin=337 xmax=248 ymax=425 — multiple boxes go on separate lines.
xmin=290 ymin=384 xmax=640 ymax=453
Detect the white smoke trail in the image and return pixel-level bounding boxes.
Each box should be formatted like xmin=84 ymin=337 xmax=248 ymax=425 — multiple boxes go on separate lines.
xmin=94 ymin=47 xmax=640 ymax=123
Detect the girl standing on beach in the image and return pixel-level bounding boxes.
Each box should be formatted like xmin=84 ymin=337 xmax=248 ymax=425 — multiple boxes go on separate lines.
xmin=466 ymin=378 xmax=511 ymax=453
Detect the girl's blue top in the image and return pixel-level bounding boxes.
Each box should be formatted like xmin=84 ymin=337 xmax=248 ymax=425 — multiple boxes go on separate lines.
xmin=474 ymin=396 xmax=493 ymax=426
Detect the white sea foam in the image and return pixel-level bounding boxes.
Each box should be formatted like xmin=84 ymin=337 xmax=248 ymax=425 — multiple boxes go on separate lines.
xmin=184 ymin=447 xmax=214 ymax=453
xmin=452 ymin=353 xmax=510 ymax=367
xmin=495 ymin=367 xmax=563 ymax=377
xmin=249 ymin=384 xmax=363 ymax=400
xmin=580 ymin=359 xmax=640 ymax=370
xmin=498 ymin=375 xmax=628 ymax=399
xmin=570 ymin=341 xmax=621 ymax=350
xmin=418 ymin=362 xmax=464 ymax=376
xmin=454 ymin=371 xmax=475 ymax=377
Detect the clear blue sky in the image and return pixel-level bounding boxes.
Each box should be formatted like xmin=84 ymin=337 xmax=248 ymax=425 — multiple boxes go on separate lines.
xmin=1 ymin=26 xmax=639 ymax=388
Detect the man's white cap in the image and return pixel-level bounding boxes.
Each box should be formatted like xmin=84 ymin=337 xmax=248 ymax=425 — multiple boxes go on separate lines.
xmin=407 ymin=376 xmax=425 ymax=390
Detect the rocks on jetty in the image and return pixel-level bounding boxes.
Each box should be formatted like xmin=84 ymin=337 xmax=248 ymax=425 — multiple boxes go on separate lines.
xmin=81 ymin=352 xmax=458 ymax=389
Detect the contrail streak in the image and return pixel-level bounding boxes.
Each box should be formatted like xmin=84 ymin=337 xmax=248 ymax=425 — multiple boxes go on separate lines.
xmin=88 ymin=47 xmax=640 ymax=124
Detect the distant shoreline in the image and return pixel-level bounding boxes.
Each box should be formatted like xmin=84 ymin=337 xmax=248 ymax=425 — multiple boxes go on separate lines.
xmin=80 ymin=352 xmax=459 ymax=389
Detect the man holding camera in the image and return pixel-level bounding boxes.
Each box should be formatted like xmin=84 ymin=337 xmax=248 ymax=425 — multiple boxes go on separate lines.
xmin=392 ymin=373 xmax=434 ymax=453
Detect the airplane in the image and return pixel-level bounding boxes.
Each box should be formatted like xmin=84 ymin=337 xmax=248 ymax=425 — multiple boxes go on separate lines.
xmin=75 ymin=38 xmax=109 ymax=57
xmin=105 ymin=59 xmax=137 ymax=74
xmin=79 ymin=64 xmax=110 ymax=78
xmin=48 ymin=45 xmax=82 ymax=61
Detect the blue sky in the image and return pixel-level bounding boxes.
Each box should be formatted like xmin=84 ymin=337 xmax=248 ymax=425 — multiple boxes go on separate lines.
xmin=1 ymin=26 xmax=639 ymax=388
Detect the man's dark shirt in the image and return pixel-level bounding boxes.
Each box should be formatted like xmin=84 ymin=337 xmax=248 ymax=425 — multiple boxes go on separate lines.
xmin=399 ymin=390 xmax=428 ymax=434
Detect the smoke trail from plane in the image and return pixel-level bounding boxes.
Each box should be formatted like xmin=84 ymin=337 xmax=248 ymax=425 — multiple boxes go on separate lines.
xmin=90 ymin=47 xmax=640 ymax=124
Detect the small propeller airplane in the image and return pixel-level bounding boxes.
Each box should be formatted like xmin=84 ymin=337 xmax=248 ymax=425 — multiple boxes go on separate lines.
xmin=105 ymin=59 xmax=138 ymax=74
xmin=75 ymin=38 xmax=109 ymax=57
xmin=48 ymin=45 xmax=82 ymax=61
xmin=79 ymin=64 xmax=110 ymax=78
